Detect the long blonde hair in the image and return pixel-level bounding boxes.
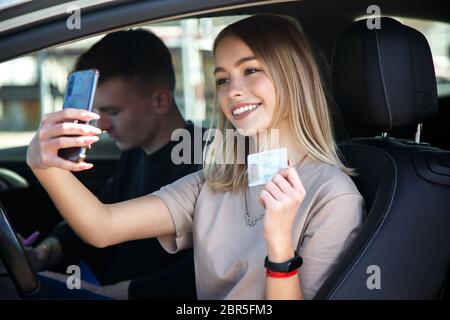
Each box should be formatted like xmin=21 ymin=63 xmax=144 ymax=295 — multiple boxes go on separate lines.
xmin=204 ymin=15 xmax=353 ymax=192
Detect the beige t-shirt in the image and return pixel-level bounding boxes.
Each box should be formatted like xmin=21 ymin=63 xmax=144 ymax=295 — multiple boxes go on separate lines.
xmin=154 ymin=160 xmax=366 ymax=300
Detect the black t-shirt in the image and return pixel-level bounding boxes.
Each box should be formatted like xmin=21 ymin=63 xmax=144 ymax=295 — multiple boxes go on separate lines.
xmin=50 ymin=121 xmax=202 ymax=289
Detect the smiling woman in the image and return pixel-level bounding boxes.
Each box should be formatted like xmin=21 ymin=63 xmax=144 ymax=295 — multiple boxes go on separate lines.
xmin=25 ymin=14 xmax=365 ymax=300
xmin=0 ymin=0 xmax=449 ymax=303
xmin=205 ymin=15 xmax=354 ymax=192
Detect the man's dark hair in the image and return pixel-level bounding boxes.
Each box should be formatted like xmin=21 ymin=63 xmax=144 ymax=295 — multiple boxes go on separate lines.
xmin=74 ymin=29 xmax=175 ymax=93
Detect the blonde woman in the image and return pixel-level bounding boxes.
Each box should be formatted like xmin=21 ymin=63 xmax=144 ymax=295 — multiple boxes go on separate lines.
xmin=26 ymin=15 xmax=365 ymax=300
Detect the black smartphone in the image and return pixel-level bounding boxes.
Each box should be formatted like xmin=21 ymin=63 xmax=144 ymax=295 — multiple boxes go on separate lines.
xmin=57 ymin=69 xmax=99 ymax=162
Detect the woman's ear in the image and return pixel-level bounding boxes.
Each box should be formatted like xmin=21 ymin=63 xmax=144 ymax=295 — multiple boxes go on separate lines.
xmin=151 ymin=89 xmax=173 ymax=114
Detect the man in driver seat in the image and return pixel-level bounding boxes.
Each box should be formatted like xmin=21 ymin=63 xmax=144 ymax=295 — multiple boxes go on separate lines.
xmin=23 ymin=29 xmax=201 ymax=299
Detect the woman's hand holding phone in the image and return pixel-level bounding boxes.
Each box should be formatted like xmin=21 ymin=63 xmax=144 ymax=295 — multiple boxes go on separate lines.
xmin=26 ymin=109 xmax=101 ymax=171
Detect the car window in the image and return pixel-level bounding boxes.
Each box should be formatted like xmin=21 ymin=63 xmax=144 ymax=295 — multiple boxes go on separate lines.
xmin=396 ymin=17 xmax=450 ymax=97
xmin=0 ymin=15 xmax=247 ymax=159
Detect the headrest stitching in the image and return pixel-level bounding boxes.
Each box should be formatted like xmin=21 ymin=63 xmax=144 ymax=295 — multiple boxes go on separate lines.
xmin=374 ymin=29 xmax=393 ymax=130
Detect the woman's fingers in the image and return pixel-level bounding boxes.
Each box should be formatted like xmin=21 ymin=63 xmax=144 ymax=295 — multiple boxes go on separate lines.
xmin=27 ymin=110 xmax=100 ymax=171
xmin=42 ymin=109 xmax=99 ymax=125
xmin=259 ymin=189 xmax=276 ymax=209
xmin=50 ymin=157 xmax=94 ymax=171
xmin=43 ymin=135 xmax=100 ymax=150
xmin=279 ymin=167 xmax=304 ymax=193
xmin=273 ymin=168 xmax=306 ymax=206
xmin=264 ymin=181 xmax=286 ymax=201
xmin=39 ymin=109 xmax=101 ymax=141
xmin=258 ymin=195 xmax=265 ymax=209
xmin=272 ymin=173 xmax=295 ymax=195
xmin=39 ymin=122 xmax=101 ymax=140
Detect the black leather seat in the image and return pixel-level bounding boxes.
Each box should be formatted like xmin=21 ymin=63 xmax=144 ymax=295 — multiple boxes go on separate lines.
xmin=314 ymin=18 xmax=450 ymax=299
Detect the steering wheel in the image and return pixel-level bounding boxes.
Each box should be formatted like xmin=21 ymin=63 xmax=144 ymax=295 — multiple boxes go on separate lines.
xmin=0 ymin=202 xmax=46 ymax=298
xmin=0 ymin=168 xmax=29 ymax=193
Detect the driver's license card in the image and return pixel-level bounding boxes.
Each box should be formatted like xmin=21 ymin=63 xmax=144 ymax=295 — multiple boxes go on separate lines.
xmin=247 ymin=148 xmax=288 ymax=187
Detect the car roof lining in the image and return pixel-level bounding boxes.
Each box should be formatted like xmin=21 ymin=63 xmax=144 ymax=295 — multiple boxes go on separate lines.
xmin=0 ymin=0 xmax=449 ymax=64
xmin=0 ymin=0 xmax=297 ymax=62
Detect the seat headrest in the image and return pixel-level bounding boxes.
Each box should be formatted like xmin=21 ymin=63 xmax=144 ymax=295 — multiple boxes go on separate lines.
xmin=332 ymin=17 xmax=438 ymax=132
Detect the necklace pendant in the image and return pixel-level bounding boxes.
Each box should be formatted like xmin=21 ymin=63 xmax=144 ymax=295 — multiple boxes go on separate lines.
xmin=245 ymin=213 xmax=256 ymax=226
xmin=244 ymin=190 xmax=264 ymax=227
xmin=245 ymin=212 xmax=263 ymax=227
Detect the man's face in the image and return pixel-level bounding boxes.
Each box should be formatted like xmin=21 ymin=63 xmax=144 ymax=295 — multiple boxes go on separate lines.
xmin=93 ymin=77 xmax=158 ymax=151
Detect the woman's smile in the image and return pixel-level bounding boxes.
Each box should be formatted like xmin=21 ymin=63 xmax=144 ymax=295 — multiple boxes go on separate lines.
xmin=231 ymin=102 xmax=262 ymax=120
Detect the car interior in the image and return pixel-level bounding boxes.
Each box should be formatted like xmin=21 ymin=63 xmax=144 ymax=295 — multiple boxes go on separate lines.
xmin=0 ymin=0 xmax=449 ymax=299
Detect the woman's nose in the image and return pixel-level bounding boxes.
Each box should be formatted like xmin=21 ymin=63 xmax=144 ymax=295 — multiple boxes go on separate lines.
xmin=228 ymin=79 xmax=244 ymax=99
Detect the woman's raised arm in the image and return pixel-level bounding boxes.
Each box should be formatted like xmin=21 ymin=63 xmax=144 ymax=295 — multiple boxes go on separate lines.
xmin=27 ymin=109 xmax=174 ymax=248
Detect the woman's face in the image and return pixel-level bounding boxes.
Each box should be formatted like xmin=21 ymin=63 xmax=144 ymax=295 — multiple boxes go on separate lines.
xmin=214 ymin=35 xmax=277 ymax=136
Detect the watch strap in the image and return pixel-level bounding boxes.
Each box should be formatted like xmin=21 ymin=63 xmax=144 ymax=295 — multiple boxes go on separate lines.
xmin=264 ymin=252 xmax=303 ymax=272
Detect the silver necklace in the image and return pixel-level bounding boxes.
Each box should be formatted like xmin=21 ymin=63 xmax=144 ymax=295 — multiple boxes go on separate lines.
xmin=244 ymin=154 xmax=308 ymax=227
xmin=244 ymin=189 xmax=265 ymax=226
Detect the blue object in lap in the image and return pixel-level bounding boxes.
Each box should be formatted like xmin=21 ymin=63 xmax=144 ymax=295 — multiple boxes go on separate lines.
xmin=79 ymin=260 xmax=101 ymax=286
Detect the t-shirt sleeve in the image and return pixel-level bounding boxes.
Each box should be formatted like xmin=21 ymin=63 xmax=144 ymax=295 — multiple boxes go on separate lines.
xmin=152 ymin=170 xmax=205 ymax=253
xmin=297 ymin=193 xmax=366 ymax=300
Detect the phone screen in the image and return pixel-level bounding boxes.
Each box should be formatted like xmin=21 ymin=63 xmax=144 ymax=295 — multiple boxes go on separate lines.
xmin=64 ymin=69 xmax=99 ymax=111
xmin=58 ymin=69 xmax=99 ymax=162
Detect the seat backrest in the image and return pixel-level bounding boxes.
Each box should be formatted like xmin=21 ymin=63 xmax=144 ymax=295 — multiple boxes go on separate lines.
xmin=314 ymin=18 xmax=450 ymax=299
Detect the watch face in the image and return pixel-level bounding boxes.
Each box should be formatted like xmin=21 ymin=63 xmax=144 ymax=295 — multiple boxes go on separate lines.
xmin=265 ymin=255 xmax=303 ymax=272
xmin=289 ymin=256 xmax=303 ymax=271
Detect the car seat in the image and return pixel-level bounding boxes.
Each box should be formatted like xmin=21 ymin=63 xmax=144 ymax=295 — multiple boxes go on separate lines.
xmin=314 ymin=17 xmax=450 ymax=299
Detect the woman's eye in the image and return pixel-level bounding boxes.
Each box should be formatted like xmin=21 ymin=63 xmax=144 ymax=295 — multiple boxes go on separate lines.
xmin=244 ymin=68 xmax=259 ymax=75
xmin=216 ymin=78 xmax=228 ymax=86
